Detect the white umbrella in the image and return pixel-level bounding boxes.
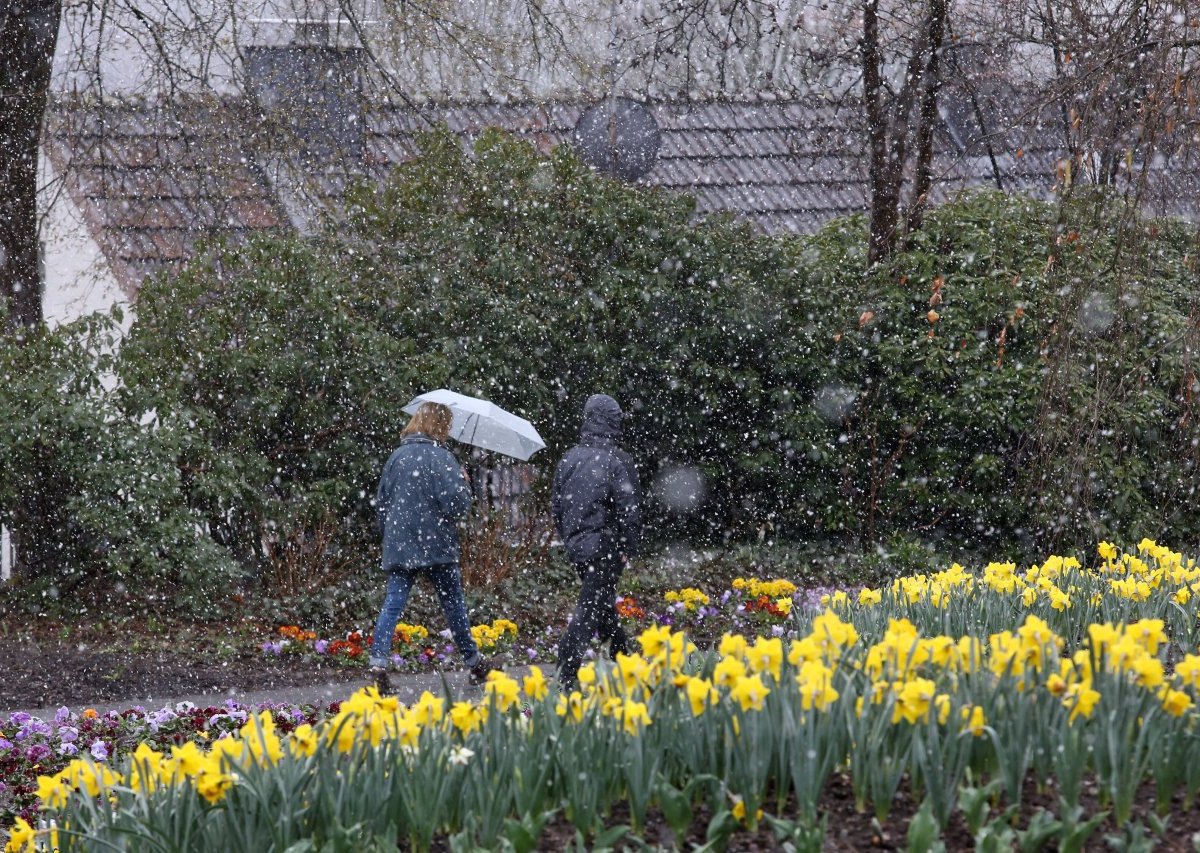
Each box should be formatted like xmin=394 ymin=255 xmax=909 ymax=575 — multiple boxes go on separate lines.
xmin=402 ymin=389 xmax=546 ymax=461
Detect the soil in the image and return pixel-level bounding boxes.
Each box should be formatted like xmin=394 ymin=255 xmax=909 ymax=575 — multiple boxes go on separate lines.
xmin=1 ymin=614 xmax=365 ymax=710
xmin=425 ymin=775 xmax=1200 ymax=851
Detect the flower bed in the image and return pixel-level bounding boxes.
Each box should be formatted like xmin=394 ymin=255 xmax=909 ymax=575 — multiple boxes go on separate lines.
xmin=0 ymin=700 xmax=335 ymax=830
xmin=12 ymin=540 xmax=1200 ymax=850
xmin=263 ymin=618 xmax=528 ymax=672
xmin=261 ymin=579 xmax=837 ymax=679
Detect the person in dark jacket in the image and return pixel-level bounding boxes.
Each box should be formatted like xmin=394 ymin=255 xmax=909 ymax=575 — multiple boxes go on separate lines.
xmin=369 ymin=402 xmax=494 ymax=692
xmin=553 ymin=393 xmax=643 ymax=689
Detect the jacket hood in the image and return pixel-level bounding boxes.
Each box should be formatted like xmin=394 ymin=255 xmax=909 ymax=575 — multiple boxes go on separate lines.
xmin=580 ymin=394 xmax=623 ymax=439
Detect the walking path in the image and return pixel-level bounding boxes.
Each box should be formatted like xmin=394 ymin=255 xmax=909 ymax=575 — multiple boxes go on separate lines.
xmin=11 ymin=665 xmax=537 ymax=720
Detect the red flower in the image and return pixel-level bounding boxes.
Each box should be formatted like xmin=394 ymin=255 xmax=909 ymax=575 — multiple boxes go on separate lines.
xmin=327 ymin=639 xmax=365 ymax=659
xmin=743 ymin=595 xmax=786 ymax=618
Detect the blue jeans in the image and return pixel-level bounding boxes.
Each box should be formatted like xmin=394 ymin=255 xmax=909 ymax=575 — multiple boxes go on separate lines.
xmin=370 ymin=563 xmax=480 ymax=669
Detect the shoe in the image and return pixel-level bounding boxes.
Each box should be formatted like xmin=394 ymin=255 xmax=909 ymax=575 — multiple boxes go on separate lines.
xmin=368 ymin=666 xmax=392 ymax=694
xmin=467 ymin=656 xmax=497 ymax=686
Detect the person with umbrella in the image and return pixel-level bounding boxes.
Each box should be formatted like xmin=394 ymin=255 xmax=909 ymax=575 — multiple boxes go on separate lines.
xmin=369 ymin=401 xmax=495 ymax=691
xmin=553 ymin=393 xmax=643 ymax=690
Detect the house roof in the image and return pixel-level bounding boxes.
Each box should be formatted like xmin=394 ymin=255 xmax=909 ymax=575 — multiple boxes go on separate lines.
xmin=45 ymin=93 xmax=1200 ymax=299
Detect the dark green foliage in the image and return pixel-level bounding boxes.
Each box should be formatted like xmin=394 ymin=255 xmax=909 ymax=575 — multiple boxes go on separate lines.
xmin=339 ymin=128 xmax=1199 ymax=557
xmin=771 ymin=191 xmax=1199 ymax=554
xmin=2 ymin=128 xmax=1197 ymax=616
xmin=343 ymin=128 xmax=790 ymax=540
xmin=0 ymin=309 xmax=237 ymax=610
xmin=117 ymin=237 xmax=429 ymax=584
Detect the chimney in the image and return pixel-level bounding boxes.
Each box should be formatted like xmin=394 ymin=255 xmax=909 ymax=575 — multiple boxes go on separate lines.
xmin=243 ymin=19 xmax=365 ymax=166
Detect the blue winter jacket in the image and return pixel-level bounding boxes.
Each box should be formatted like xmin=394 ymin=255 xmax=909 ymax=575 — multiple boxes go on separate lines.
xmin=377 ymin=434 xmax=473 ymax=570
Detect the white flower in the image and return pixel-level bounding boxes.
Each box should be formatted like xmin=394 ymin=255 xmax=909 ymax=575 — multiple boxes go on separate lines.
xmin=447 ymin=746 xmax=475 ymax=767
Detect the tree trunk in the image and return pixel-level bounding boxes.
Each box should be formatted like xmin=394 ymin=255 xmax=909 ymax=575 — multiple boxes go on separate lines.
xmin=862 ymin=0 xmax=948 ymax=267
xmin=903 ymin=0 xmax=948 ymax=238
xmin=1 ymin=1 xmax=61 ymax=336
xmin=861 ymin=0 xmax=896 ymax=267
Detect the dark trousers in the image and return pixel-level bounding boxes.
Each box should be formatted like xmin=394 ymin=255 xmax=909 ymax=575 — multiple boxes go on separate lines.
xmin=556 ymin=556 xmax=630 ymax=686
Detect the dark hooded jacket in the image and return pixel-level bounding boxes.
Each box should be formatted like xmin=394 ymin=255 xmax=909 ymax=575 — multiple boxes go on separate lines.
xmin=377 ymin=434 xmax=473 ymax=570
xmin=552 ymin=394 xmax=642 ymax=565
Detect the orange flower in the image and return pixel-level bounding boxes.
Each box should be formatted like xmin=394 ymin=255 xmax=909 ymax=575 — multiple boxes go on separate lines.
xmin=82 ymin=708 xmax=98 ymax=720
xmin=616 ymin=597 xmax=646 ymax=620
xmin=278 ymin=625 xmax=316 ymax=642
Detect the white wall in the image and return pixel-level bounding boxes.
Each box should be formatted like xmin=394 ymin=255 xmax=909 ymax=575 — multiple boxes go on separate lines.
xmin=1 ymin=526 xmax=11 ymax=582
xmin=38 ymin=152 xmax=130 ymax=330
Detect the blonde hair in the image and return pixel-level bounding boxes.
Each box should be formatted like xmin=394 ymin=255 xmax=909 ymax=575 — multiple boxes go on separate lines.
xmin=402 ymin=401 xmax=453 ymax=442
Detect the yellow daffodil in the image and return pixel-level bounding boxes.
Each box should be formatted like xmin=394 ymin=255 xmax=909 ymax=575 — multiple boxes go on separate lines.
xmin=1161 ymin=688 xmax=1194 ymax=717
xmin=195 ymin=766 xmax=236 ymax=804
xmin=729 ymin=674 xmax=770 ymax=712
xmin=1130 ymin=656 xmax=1165 ymax=690
xmin=556 ymin=690 xmax=585 ymax=723
xmin=1064 ymin=684 xmax=1101 ymax=723
xmin=746 ymin=636 xmax=783 ymax=680
xmin=788 ymin=636 xmax=822 ymax=666
xmin=523 ymin=665 xmax=548 ymax=701
xmin=412 ymin=691 xmax=445 ymax=726
xmin=935 ymin=693 xmax=952 ymax=725
xmin=1128 ymin=619 xmax=1167 ymax=655
xmin=130 ymin=742 xmax=167 ymax=792
xmin=162 ymin=741 xmax=209 ymax=783
xmin=449 ymin=701 xmax=482 ymax=734
xmin=1175 ymin=653 xmax=1200 ymax=689
xmin=239 ymin=712 xmax=284 ymax=764
xmin=36 ymin=774 xmax=70 ymax=809
xmin=718 ymin=632 xmax=748 ymax=661
xmin=962 ymin=705 xmax=987 ymax=736
xmin=637 ymin=625 xmax=673 ymax=658
xmin=795 ymin=661 xmax=839 ymax=711
xmin=289 ymin=723 xmax=318 ymax=758
xmin=616 ymin=700 xmax=651 ymax=734
xmin=4 ymin=817 xmax=36 ymax=853
xmin=713 ymin=655 xmax=748 ymax=688
xmin=893 ymin=678 xmax=936 ymax=725
xmin=615 ymin=653 xmax=652 ymax=694
xmin=483 ymin=672 xmax=522 ymax=711
xmin=578 ymin=662 xmax=597 ymax=688
xmin=731 ymin=795 xmax=763 ymax=825
xmin=683 ymin=676 xmax=719 ymax=717
xmin=858 ymin=587 xmax=882 ymax=606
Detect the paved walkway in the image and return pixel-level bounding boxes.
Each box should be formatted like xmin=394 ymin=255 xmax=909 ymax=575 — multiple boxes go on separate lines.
xmin=11 ymin=665 xmax=537 ymax=720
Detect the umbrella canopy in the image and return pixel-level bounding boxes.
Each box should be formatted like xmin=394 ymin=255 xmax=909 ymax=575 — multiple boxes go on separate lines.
xmin=402 ymin=389 xmax=546 ymax=461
